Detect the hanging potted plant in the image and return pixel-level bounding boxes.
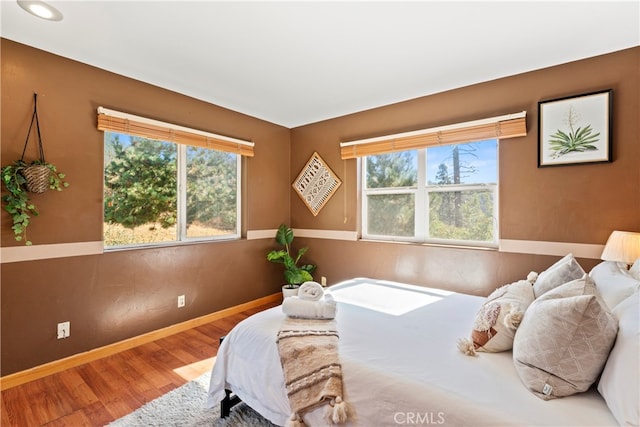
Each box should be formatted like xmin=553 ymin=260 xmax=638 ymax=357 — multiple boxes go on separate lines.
xmin=266 ymin=224 xmax=317 ymax=297
xmin=1 ymin=94 xmax=69 ymax=245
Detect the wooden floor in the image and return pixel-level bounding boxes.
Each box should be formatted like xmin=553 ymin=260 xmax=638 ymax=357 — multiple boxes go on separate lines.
xmin=0 ymin=300 xmax=279 ymax=427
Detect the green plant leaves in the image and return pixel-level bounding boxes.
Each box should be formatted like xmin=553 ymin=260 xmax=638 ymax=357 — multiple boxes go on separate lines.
xmin=275 ymin=223 xmax=294 ymax=247
xmin=266 ymin=249 xmax=288 ymax=263
xmin=548 ymin=124 xmax=600 ymax=157
xmin=267 ymin=224 xmax=317 ymax=286
xmin=1 ymin=159 xmax=68 ymax=245
xmin=284 ymin=269 xmax=314 ymax=286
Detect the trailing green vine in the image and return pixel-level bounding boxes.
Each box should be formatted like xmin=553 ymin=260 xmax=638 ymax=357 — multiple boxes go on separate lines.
xmin=1 ymin=159 xmax=68 ymax=245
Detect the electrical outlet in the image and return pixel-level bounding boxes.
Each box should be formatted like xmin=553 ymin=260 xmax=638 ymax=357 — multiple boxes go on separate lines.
xmin=321 ymin=276 xmax=327 ymax=287
xmin=178 ymin=295 xmax=185 ymax=308
xmin=57 ymin=321 xmax=70 ymax=339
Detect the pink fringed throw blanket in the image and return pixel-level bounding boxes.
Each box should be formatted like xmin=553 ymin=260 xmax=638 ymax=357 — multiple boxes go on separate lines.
xmin=277 ymin=317 xmax=348 ymax=426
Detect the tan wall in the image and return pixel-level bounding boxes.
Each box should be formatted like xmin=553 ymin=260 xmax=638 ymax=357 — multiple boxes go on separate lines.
xmin=290 ymin=47 xmax=639 ymax=293
xmin=0 ymin=39 xmax=291 ymax=375
xmin=1 ymin=39 xmax=638 ymax=375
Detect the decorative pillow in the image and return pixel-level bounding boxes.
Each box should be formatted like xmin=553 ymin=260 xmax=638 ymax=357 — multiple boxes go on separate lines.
xmin=589 ymin=260 xmax=640 ymax=310
xmin=458 ymin=272 xmax=536 ymax=356
xmin=513 ymin=275 xmax=618 ymax=400
xmin=597 ymin=292 xmax=639 ymax=426
xmin=532 ymin=253 xmax=585 ymax=298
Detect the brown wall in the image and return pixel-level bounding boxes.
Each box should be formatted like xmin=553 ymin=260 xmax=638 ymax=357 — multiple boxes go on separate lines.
xmin=290 ymin=47 xmax=639 ymax=293
xmin=2 ymin=39 xmax=638 ymax=376
xmin=1 ymin=39 xmax=291 ymax=375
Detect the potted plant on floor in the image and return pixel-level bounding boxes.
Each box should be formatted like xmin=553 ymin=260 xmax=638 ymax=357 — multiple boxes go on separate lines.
xmin=266 ymin=224 xmax=317 ymax=298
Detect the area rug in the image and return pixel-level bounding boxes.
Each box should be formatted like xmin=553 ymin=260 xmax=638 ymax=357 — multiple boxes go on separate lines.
xmin=106 ymin=371 xmax=278 ymax=427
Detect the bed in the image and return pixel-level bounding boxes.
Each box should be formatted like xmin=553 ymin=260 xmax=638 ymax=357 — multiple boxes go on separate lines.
xmin=207 ymin=258 xmax=639 ymax=426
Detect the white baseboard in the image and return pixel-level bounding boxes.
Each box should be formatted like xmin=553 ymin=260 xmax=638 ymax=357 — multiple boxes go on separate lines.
xmin=292 ymin=228 xmax=358 ymax=241
xmin=0 ymin=233 xmax=603 ymax=263
xmin=499 ymin=239 xmax=603 ymax=259
xmin=1 ymin=241 xmax=103 ymax=264
xmin=247 ymin=228 xmax=358 ymax=241
xmin=246 ymin=229 xmax=276 ymax=240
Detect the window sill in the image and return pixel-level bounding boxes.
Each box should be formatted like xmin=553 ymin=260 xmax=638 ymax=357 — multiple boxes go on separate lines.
xmin=358 ymin=237 xmax=498 ymax=251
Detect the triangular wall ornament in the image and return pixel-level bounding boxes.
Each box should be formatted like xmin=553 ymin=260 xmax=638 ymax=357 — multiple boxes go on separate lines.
xmin=292 ymin=152 xmax=342 ymax=216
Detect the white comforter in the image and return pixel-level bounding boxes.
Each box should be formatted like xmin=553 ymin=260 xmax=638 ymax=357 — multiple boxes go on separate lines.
xmin=208 ymin=278 xmax=617 ymax=426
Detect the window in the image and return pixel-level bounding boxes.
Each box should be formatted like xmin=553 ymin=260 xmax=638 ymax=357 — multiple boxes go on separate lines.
xmin=362 ymin=139 xmax=498 ymax=247
xmin=349 ymin=111 xmax=525 ymax=247
xmin=103 ymin=132 xmax=241 ymax=248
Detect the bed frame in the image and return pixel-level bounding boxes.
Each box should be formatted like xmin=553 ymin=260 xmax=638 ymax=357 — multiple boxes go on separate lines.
xmin=219 ymin=335 xmax=241 ymax=417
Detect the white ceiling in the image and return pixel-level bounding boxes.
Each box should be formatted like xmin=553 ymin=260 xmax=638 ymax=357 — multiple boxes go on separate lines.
xmin=2 ymin=1 xmax=639 ymax=128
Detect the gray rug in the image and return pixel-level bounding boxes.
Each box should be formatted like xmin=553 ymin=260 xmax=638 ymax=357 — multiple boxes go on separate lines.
xmin=106 ymin=371 xmax=279 ymax=427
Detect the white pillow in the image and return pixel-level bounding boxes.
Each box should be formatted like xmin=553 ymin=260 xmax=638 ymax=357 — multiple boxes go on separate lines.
xmin=533 ymin=253 xmax=586 ymax=298
xmin=589 ymin=261 xmax=640 ymax=310
xmin=630 ymin=258 xmax=640 ymax=280
xmin=597 ymin=292 xmax=639 ymax=426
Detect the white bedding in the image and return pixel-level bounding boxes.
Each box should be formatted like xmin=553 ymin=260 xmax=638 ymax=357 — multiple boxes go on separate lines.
xmin=208 ymin=278 xmax=617 ymax=426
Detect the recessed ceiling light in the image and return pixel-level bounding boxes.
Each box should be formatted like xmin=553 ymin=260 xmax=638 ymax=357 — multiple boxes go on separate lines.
xmin=17 ymin=0 xmax=63 ymax=21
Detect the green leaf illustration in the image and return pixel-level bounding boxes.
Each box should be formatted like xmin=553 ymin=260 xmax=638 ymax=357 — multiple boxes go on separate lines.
xmin=548 ymin=124 xmax=600 ymax=158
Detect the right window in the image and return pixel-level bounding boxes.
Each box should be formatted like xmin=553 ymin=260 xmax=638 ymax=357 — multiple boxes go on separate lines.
xmin=362 ymin=138 xmax=498 ymax=247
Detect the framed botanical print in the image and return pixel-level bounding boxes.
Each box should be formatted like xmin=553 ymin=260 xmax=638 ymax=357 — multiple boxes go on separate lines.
xmin=538 ymin=89 xmax=612 ymax=167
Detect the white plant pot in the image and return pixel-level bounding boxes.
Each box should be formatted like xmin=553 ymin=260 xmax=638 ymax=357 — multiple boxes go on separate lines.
xmin=282 ymin=286 xmax=299 ymax=299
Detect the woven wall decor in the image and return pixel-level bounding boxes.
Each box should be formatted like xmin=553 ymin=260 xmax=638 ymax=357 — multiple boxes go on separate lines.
xmin=293 ymin=152 xmax=342 ymax=216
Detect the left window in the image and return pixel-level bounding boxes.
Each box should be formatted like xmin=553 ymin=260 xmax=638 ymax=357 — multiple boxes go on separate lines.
xmin=103 ymin=132 xmax=240 ymax=248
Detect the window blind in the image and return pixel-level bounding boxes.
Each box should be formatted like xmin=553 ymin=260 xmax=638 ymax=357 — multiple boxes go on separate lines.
xmin=97 ymin=107 xmax=254 ymax=157
xmin=340 ymin=111 xmax=526 ymax=159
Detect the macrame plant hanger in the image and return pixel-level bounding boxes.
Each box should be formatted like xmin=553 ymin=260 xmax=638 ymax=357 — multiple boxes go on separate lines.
xmin=21 ymin=93 xmax=51 ymax=193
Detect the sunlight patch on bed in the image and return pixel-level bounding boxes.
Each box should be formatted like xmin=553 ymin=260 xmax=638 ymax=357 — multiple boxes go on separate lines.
xmin=328 ymin=279 xmax=453 ymax=315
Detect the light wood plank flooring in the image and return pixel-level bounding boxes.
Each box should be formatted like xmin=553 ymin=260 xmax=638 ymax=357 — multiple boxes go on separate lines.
xmin=1 ymin=300 xmax=279 ymax=427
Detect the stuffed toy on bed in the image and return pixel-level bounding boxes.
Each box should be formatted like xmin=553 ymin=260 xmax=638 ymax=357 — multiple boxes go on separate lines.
xmin=458 ymin=272 xmax=538 ymax=356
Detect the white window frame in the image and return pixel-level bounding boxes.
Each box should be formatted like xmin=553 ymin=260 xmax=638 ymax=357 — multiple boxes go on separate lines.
xmin=178 ymin=144 xmax=242 ymax=243
xmin=361 ymin=143 xmax=498 ymax=248
xmin=103 ymin=132 xmax=242 ymax=250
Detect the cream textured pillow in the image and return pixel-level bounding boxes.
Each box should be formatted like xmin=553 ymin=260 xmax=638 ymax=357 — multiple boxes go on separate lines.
xmin=597 ymin=292 xmax=639 ymax=426
xmin=589 ymin=261 xmax=640 ymax=310
xmin=513 ymin=276 xmax=618 ymax=400
xmin=533 ymin=253 xmax=585 ymax=298
xmin=458 ymin=274 xmax=536 ymax=356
